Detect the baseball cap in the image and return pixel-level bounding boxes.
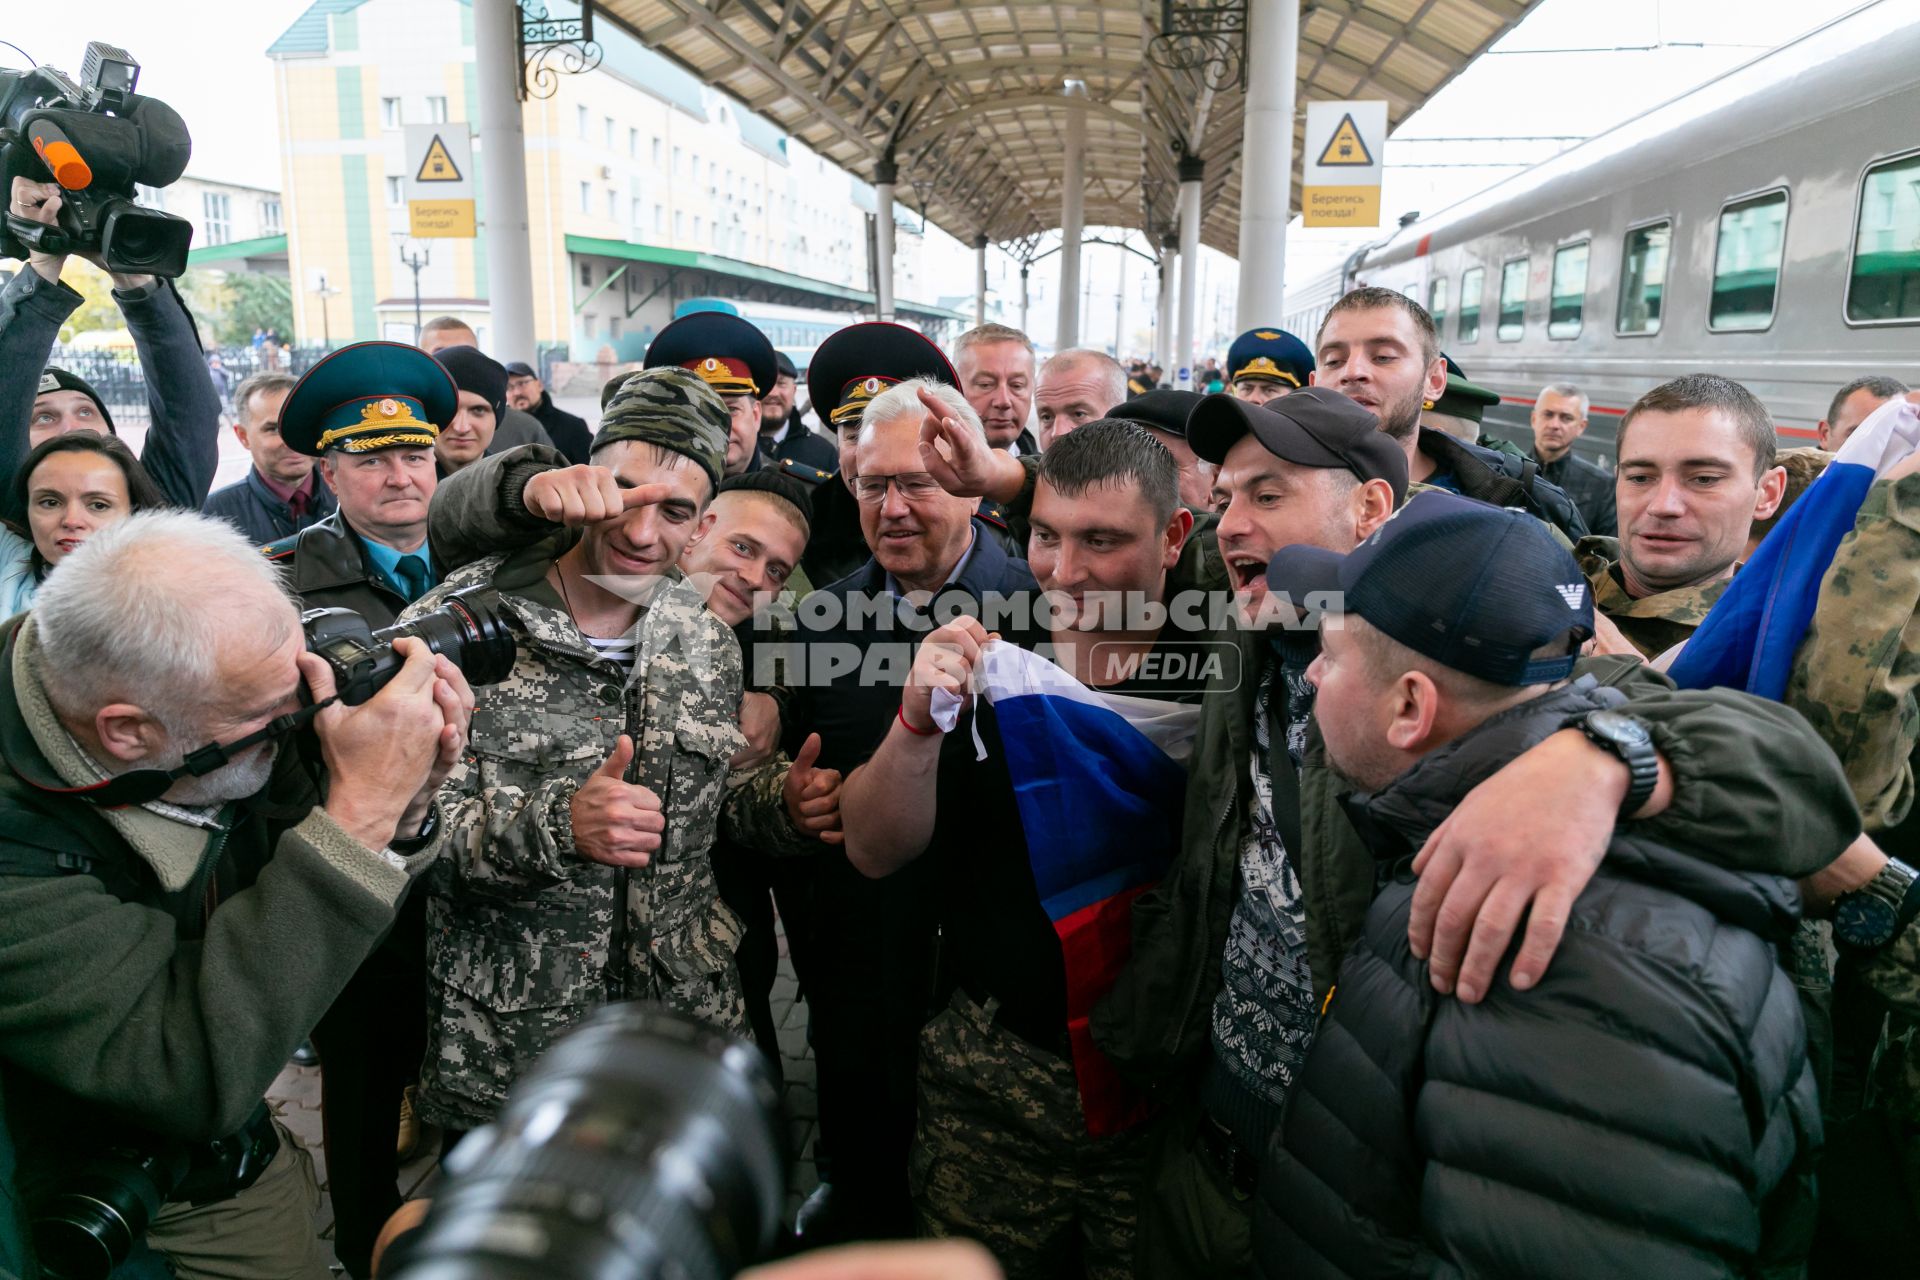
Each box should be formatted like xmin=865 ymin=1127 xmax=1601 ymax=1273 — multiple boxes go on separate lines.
xmin=504 ymin=361 xmax=537 ymax=378
xmin=1187 ymin=386 xmax=1409 ymax=504
xmin=1111 ymin=388 xmax=1203 ymax=439
xmin=1265 ymin=490 xmax=1593 ymax=686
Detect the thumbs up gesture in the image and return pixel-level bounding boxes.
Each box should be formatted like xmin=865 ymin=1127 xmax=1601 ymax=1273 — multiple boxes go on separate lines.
xmin=782 ymin=732 xmax=845 ymax=845
xmin=569 ymin=735 xmax=667 ymax=866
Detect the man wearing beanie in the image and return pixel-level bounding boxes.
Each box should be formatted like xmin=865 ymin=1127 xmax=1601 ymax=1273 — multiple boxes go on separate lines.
xmin=405 ymin=367 xmax=847 ymax=1133
xmin=1 ymin=178 xmax=222 ymax=511
xmin=430 ymin=345 xmax=508 ymax=476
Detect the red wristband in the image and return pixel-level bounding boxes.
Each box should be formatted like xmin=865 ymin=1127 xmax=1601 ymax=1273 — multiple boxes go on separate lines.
xmin=897 ymin=703 xmax=939 ymax=737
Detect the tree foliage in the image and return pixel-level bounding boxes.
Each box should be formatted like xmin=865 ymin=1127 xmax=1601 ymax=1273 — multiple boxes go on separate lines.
xmin=177 ymin=268 xmax=297 ymax=346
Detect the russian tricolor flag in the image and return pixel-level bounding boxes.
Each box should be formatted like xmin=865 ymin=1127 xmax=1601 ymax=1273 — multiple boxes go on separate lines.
xmin=934 ymin=641 xmax=1197 ymax=1135
xmin=1668 ymin=396 xmax=1920 ymax=697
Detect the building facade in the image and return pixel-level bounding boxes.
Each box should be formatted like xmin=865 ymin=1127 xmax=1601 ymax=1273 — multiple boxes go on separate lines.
xmin=267 ymin=0 xmax=951 ymax=359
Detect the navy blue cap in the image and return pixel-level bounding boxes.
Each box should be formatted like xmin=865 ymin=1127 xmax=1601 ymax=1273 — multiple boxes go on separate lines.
xmin=1265 ymin=490 xmax=1593 ymax=686
xmin=1227 ymin=327 xmax=1314 ymax=389
xmin=1187 ymin=387 xmax=1408 ymax=505
xmin=645 ymin=310 xmax=777 ymax=398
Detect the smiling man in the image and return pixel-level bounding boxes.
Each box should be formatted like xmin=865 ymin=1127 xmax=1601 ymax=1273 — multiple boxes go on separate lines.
xmin=1313 ymin=287 xmax=1587 ymax=542
xmin=1578 ymin=373 xmax=1787 ymax=659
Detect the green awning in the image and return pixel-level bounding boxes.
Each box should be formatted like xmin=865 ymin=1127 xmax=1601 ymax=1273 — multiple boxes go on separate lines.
xmin=564 ymin=235 xmax=966 ymax=321
xmin=186 ymin=234 xmax=289 ymax=266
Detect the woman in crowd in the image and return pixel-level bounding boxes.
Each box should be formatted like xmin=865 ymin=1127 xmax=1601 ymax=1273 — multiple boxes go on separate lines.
xmin=0 ymin=433 xmax=169 ymax=616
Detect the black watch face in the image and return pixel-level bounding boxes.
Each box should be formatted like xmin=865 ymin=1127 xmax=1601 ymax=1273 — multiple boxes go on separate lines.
xmin=1836 ymin=892 xmax=1897 ymax=949
xmin=1586 ymin=710 xmax=1650 ymax=748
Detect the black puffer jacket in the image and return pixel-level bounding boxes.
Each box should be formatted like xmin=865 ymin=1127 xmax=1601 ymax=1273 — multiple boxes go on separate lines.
xmin=1418 ymin=426 xmax=1590 ymax=543
xmin=1255 ymin=678 xmax=1821 ymax=1280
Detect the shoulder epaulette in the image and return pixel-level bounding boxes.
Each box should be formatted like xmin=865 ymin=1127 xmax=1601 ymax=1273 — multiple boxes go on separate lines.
xmin=777 ymin=457 xmax=832 ymax=487
xmin=977 ymin=501 xmax=1009 ymax=531
xmin=260 ymin=537 xmax=297 ymax=561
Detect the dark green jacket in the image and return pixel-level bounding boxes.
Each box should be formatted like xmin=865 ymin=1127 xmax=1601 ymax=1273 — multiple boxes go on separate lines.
xmin=261 ymin=510 xmax=419 ymax=629
xmin=1090 ymin=638 xmax=1864 ymax=1091
xmin=0 ymin=614 xmax=437 ymax=1189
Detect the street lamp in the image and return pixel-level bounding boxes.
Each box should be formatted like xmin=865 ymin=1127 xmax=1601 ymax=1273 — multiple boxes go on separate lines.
xmin=394 ymin=236 xmax=431 ymax=342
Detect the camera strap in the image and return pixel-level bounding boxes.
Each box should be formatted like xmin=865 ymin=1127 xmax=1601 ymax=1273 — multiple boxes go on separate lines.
xmin=35 ymin=697 xmax=338 ymax=809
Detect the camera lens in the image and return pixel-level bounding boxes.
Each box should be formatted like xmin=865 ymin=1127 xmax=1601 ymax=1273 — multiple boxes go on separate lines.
xmin=386 ymin=1006 xmax=786 ymax=1280
xmin=33 ymin=1147 xmax=191 ymax=1280
xmin=373 ymin=586 xmax=517 ymax=689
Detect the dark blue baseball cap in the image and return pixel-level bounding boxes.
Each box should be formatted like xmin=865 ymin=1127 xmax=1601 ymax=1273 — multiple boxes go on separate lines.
xmin=1265 ymin=490 xmax=1593 ymax=686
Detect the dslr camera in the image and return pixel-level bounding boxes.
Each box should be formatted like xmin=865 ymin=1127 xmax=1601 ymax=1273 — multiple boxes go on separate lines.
xmin=0 ymin=42 xmax=194 ymax=277
xmin=303 ymin=585 xmax=518 ymax=706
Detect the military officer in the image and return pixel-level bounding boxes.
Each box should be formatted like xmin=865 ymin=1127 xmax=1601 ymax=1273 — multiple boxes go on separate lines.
xmin=408 ymin=367 xmax=844 ymax=1134
xmin=1226 ymin=327 xmax=1314 ymax=406
xmin=259 ymin=340 xmax=456 ymax=1278
xmin=643 ymin=310 xmax=784 ymax=480
xmin=263 ymin=342 xmax=453 ymax=627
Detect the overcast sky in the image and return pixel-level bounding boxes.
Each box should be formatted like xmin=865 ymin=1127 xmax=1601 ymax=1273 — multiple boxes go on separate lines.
xmin=12 ymin=0 xmax=1886 ymax=304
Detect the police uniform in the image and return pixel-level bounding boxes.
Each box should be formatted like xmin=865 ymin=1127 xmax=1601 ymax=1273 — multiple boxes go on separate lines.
xmin=258 ymin=341 xmax=456 ymax=1280
xmin=1226 ymin=327 xmax=1314 ymax=398
xmin=644 ymin=310 xmax=789 ymax=478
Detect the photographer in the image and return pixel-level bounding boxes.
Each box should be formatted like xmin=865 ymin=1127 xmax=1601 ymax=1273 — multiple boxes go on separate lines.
xmin=0 ymin=511 xmax=470 ymax=1279
xmin=0 ymin=177 xmax=220 ymax=513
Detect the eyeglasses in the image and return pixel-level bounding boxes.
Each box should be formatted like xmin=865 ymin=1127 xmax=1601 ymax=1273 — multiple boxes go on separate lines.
xmin=852 ymin=473 xmax=946 ymax=504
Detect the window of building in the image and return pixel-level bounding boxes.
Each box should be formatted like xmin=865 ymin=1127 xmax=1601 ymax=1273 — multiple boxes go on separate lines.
xmin=1616 ymin=220 xmax=1670 ymax=335
xmin=654 ymin=204 xmax=665 ymax=233
xmin=580 ymin=261 xmax=592 ymax=287
xmin=202 ymin=192 xmax=232 ymax=245
xmin=426 ymin=96 xmax=448 ymax=124
xmin=675 ymin=210 xmax=684 ymax=237
xmin=652 ymin=137 xmax=662 ymax=166
xmin=1427 ymin=277 xmax=1449 ymax=337
xmin=584 ymin=314 xmax=597 ymax=338
xmin=577 ymin=105 xmax=588 ymax=139
xmin=629 ymin=127 xmax=639 ymax=158
xmin=633 ymin=197 xmax=644 ymax=226
xmin=1548 ymin=241 xmax=1589 ymax=339
xmin=260 ymin=198 xmax=282 ymax=234
xmin=673 ymin=146 xmax=682 ymax=175
xmin=1709 ymin=189 xmax=1788 ymax=331
xmin=1846 ymin=150 xmax=1920 ymax=324
xmin=693 ymin=216 xmax=703 ymax=239
xmin=579 ymin=181 xmax=591 ymax=214
xmin=385 ymin=175 xmax=404 ymax=206
xmin=607 ymin=189 xmax=617 ymax=219
xmin=604 ymin=116 xmax=614 ymax=149
xmin=1497 ymin=258 xmax=1528 ymax=341
xmin=609 ymin=316 xmax=622 ymax=340
xmin=381 ymin=97 xmax=402 ymax=129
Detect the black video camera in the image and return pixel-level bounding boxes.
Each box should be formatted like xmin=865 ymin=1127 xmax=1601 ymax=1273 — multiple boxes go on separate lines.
xmin=302 ymin=585 xmax=518 ymax=706
xmin=385 ymin=1006 xmax=788 ymax=1280
xmin=0 ymin=42 xmax=194 ymax=277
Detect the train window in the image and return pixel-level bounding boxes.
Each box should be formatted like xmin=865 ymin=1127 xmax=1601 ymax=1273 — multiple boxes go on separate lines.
xmin=1497 ymin=258 xmax=1528 ymax=341
xmin=1428 ymin=277 xmax=1449 ymax=337
xmin=1709 ymin=190 xmax=1788 ymax=331
xmin=1846 ymin=151 xmax=1920 ymax=324
xmin=1457 ymin=268 xmax=1484 ymax=342
xmin=1548 ymin=241 xmax=1589 ymax=340
xmin=1616 ymin=221 xmax=1670 ymax=335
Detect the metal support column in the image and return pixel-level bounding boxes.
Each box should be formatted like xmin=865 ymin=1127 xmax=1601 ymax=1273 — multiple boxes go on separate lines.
xmin=1056 ymin=91 xmax=1086 ymax=349
xmin=874 ymin=152 xmax=897 ymax=321
xmin=1019 ymin=264 xmax=1030 ymax=334
xmin=1235 ymin=0 xmax=1298 ymax=327
xmin=1156 ymin=232 xmax=1178 ymax=381
xmin=973 ymin=234 xmax=989 ymax=327
xmin=473 ymin=0 xmax=536 ymax=359
xmin=1175 ymin=154 xmax=1204 ymax=389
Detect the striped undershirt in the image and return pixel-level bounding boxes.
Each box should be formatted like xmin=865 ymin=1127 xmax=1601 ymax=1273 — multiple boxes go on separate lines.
xmin=585 ymin=632 xmax=637 ymax=671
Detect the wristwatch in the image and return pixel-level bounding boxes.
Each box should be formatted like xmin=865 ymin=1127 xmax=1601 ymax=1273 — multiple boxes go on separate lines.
xmin=1573 ymin=710 xmax=1660 ymax=817
xmin=1834 ymin=857 xmax=1920 ymax=951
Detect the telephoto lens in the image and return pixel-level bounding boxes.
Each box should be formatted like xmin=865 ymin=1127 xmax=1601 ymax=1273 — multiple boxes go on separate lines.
xmin=385 ymin=1006 xmax=787 ymax=1280
xmin=302 ymin=585 xmax=517 ymax=706
xmin=33 ymin=1144 xmax=192 ymax=1280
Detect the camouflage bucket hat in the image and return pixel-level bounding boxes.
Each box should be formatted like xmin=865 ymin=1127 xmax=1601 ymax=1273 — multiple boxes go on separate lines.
xmin=592 ymin=366 xmax=730 ymax=493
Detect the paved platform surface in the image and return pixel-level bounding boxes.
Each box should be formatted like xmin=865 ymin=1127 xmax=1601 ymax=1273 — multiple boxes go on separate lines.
xmin=268 ymin=944 xmax=816 ymax=1273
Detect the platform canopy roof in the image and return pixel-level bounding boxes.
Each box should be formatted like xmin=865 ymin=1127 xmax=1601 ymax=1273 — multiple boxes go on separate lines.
xmin=591 ymin=0 xmax=1538 ymax=254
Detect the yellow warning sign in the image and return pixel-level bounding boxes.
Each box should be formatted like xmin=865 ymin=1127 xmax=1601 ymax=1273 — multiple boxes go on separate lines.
xmin=1316 ymin=114 xmax=1374 ymax=167
xmin=409 ymin=199 xmax=476 ymax=238
xmin=1303 ymin=185 xmax=1382 ymax=228
xmin=416 ymin=135 xmax=463 ymax=183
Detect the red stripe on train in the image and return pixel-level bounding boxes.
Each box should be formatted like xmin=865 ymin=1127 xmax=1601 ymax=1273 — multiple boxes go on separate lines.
xmin=1499 ymin=395 xmax=1820 ymax=439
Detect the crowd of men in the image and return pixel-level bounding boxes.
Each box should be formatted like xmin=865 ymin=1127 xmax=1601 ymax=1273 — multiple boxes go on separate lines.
xmin=2 ymin=169 xmax=1919 ymax=1280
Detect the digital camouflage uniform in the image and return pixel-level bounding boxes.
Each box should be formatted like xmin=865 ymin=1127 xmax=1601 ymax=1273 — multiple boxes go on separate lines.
xmin=407 ymin=550 xmax=811 ymax=1131
xmin=1575 ymin=535 xmax=1730 ymax=660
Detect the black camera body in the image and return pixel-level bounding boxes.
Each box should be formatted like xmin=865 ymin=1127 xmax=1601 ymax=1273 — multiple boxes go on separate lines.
xmin=302 ymin=585 xmax=518 ymax=707
xmin=0 ymin=42 xmax=195 ymax=277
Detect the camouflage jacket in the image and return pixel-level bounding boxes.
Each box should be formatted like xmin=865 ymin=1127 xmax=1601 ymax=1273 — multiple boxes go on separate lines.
xmin=1786 ymin=471 xmax=1920 ymax=836
xmin=1575 ymin=536 xmax=1731 ymax=660
xmin=407 ymin=548 xmax=809 ymax=1128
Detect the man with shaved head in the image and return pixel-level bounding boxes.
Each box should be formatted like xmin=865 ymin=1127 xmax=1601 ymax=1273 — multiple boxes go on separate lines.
xmin=1036 ymin=349 xmax=1129 ymax=449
